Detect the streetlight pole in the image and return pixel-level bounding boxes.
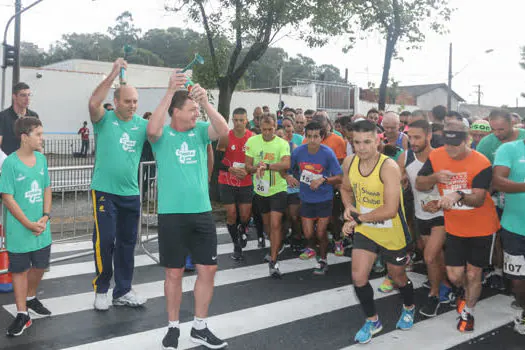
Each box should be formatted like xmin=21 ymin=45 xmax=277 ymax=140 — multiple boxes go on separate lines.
xmin=447 ymin=43 xmax=452 ymax=111
xmin=1 ymin=0 xmax=46 ymax=109
xmin=13 ymin=0 xmax=22 ymax=86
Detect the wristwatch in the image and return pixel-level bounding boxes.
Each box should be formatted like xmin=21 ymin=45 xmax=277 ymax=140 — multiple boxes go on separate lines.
xmin=456 ymin=191 xmax=465 ymax=202
xmin=322 ymin=176 xmax=328 ymax=184
xmin=265 ymin=163 xmax=270 ymax=170
xmin=350 ymin=211 xmax=362 ymax=225
xmin=43 ymin=212 xmax=51 ymax=220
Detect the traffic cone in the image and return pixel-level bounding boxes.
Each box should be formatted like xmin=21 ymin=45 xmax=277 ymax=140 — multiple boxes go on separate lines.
xmin=0 ymin=224 xmax=13 ymax=293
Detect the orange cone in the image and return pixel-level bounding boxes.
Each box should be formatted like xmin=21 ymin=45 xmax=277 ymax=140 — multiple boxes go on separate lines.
xmin=0 ymin=224 xmax=13 ymax=293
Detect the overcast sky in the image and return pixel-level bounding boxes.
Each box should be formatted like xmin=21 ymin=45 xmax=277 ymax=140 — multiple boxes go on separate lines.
xmin=1 ymin=0 xmax=524 ymax=107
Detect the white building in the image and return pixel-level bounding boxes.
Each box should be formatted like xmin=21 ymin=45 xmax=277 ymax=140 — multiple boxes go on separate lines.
xmin=399 ymin=84 xmax=465 ymax=111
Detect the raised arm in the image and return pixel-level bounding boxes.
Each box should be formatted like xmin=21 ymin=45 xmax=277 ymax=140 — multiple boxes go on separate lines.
xmin=147 ymin=69 xmax=187 ymax=143
xmin=89 ymin=58 xmax=126 ymax=123
xmin=190 ymin=84 xmax=229 ymax=141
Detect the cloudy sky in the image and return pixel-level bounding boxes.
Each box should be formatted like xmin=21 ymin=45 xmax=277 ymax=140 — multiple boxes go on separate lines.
xmin=1 ymin=0 xmax=524 ymax=107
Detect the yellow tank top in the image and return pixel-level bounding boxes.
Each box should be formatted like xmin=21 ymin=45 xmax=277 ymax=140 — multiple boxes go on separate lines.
xmin=348 ymin=154 xmax=410 ymax=250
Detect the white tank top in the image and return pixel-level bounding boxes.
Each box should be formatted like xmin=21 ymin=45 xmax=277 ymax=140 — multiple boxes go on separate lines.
xmin=405 ymin=150 xmax=443 ymax=220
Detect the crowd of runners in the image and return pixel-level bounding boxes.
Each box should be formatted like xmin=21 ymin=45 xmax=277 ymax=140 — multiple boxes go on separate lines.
xmin=1 ymin=59 xmax=525 ymax=349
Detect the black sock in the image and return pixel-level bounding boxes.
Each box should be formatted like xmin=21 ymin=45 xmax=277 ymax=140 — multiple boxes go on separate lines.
xmin=227 ymin=224 xmax=237 ymax=244
xmin=399 ymin=279 xmax=414 ymax=307
xmin=354 ymin=283 xmax=376 ymax=318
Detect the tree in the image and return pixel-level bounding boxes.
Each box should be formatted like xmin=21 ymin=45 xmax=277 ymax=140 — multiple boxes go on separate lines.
xmin=107 ymin=11 xmax=142 ymax=53
xmin=349 ymin=0 xmax=453 ymax=110
xmin=47 ymin=33 xmax=114 ymax=64
xmin=20 ymin=42 xmax=46 ymax=67
xmin=316 ymin=64 xmax=345 ymax=82
xmin=165 ymin=0 xmax=353 ymax=120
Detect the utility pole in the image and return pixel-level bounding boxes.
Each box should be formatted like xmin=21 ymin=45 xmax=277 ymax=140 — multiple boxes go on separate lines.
xmin=474 ymin=84 xmax=482 ymax=106
xmin=13 ymin=0 xmax=22 ymax=86
xmin=278 ymin=66 xmax=283 ymax=110
xmin=447 ymin=43 xmax=452 ymax=111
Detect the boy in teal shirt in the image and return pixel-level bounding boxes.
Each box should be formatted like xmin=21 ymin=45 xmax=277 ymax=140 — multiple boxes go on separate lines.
xmin=0 ymin=117 xmax=52 ymax=337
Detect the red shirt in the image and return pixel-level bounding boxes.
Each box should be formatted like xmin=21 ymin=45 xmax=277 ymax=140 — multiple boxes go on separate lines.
xmin=78 ymin=127 xmax=89 ymax=141
xmin=218 ymin=129 xmax=253 ymax=187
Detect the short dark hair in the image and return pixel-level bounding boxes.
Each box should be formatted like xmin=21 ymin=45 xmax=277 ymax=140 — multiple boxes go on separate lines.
xmin=14 ymin=117 xmax=42 ymax=139
xmin=488 ymin=108 xmax=512 ymax=124
xmin=338 ymin=116 xmax=352 ymax=128
xmin=446 ymin=111 xmax=463 ymax=121
xmin=13 ymin=82 xmax=30 ymax=95
xmin=103 ymin=103 xmax=113 ymax=110
xmin=431 ymin=105 xmax=447 ymax=122
xmin=232 ymin=107 xmax=247 ymax=116
xmin=305 ymin=121 xmax=326 ymax=138
xmin=400 ymin=111 xmax=412 ymax=117
xmin=168 ymin=90 xmax=193 ymax=116
xmin=411 ymin=110 xmax=428 ymax=120
xmin=261 ymin=113 xmax=276 ymax=125
xmin=304 ymin=109 xmax=315 ymax=116
xmin=143 ymin=112 xmax=152 ymax=119
xmin=83 ymin=120 xmax=88 ymax=125
xmin=431 ymin=123 xmax=444 ymax=133
xmin=408 ymin=119 xmax=431 ymax=134
xmin=367 ymin=108 xmax=379 ymax=116
xmin=352 ymin=119 xmax=377 ymax=133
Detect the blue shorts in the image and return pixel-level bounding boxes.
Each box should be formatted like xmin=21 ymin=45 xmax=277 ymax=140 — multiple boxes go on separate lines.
xmin=300 ymin=200 xmax=333 ymax=219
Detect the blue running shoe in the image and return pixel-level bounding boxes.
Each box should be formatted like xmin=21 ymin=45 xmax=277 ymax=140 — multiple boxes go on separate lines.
xmin=439 ymin=283 xmax=452 ymax=304
xmin=185 ymin=255 xmax=195 ymax=271
xmin=354 ymin=319 xmax=383 ymax=344
xmin=396 ymin=306 xmax=415 ymax=330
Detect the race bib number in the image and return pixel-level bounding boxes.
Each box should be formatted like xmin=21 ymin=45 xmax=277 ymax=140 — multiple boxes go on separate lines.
xmin=443 ymin=189 xmax=474 ymax=210
xmin=233 ymin=162 xmax=245 ymax=168
xmin=504 ymin=252 xmax=525 ymax=276
xmin=256 ymin=178 xmax=269 ymax=194
xmin=300 ymin=170 xmax=322 ymax=185
xmin=360 ymin=206 xmax=393 ymax=229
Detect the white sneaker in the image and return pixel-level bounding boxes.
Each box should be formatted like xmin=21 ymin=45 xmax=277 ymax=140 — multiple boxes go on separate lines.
xmin=94 ymin=293 xmax=109 ymax=311
xmin=112 ymin=289 xmax=147 ymax=307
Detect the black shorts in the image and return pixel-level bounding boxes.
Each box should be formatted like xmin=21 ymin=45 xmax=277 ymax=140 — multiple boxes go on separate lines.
xmin=501 ymin=228 xmax=525 ymax=280
xmin=219 ymin=184 xmax=253 ymax=205
xmin=415 ymin=216 xmax=445 ymax=236
xmin=287 ymin=192 xmax=300 ymax=206
xmin=445 ymin=233 xmax=495 ymax=268
xmin=300 ymin=200 xmax=333 ymax=219
xmin=158 ymin=212 xmax=218 ymax=268
xmin=254 ymin=192 xmax=287 ymax=214
xmin=353 ymin=232 xmax=409 ymax=266
xmin=8 ymin=245 xmax=51 ymax=273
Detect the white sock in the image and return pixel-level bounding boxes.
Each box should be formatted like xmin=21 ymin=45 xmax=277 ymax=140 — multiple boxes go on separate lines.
xmin=168 ymin=320 xmax=179 ymax=329
xmin=494 ymin=268 xmax=503 ymax=276
xmin=17 ymin=311 xmax=28 ymax=315
xmin=193 ymin=317 xmax=207 ymax=330
xmin=464 ymin=306 xmax=474 ymax=315
xmin=26 ymin=296 xmax=36 ymax=301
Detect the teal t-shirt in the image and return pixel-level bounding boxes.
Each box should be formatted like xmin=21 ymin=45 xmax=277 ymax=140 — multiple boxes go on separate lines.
xmin=334 ymin=130 xmax=343 ymax=138
xmin=0 ymin=152 xmax=51 ymax=253
xmin=90 ymin=111 xmax=148 ymax=196
xmin=151 ymin=122 xmax=212 ymax=214
xmin=291 ymin=133 xmax=304 ymax=147
xmin=494 ymin=140 xmax=525 ymax=236
xmin=477 ymin=129 xmax=525 ymax=164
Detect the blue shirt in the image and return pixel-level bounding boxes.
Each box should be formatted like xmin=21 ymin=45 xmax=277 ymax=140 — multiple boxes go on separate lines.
xmin=493 ymin=140 xmax=525 ymax=236
xmin=289 ymin=144 xmax=342 ymax=203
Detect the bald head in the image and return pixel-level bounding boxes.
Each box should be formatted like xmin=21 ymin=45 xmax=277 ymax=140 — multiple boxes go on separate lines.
xmin=114 ymin=85 xmax=137 ymax=101
xmin=382 ymin=112 xmax=400 ymax=124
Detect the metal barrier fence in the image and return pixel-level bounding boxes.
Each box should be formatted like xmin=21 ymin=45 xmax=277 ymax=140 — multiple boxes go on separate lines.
xmin=44 ymin=138 xmax=95 ymax=168
xmin=138 ymin=161 xmax=159 ymax=263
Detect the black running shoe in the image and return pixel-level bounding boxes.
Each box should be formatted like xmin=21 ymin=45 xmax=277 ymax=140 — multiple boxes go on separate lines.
xmin=162 ymin=327 xmax=180 ymax=350
xmin=27 ymin=298 xmax=52 ymax=318
xmin=230 ymin=247 xmax=244 ymax=261
xmin=419 ymin=295 xmax=440 ymax=317
xmin=422 ymin=280 xmax=431 ymax=289
xmin=487 ymin=274 xmax=506 ymax=291
xmin=6 ymin=313 xmax=32 ymax=337
xmin=257 ymin=237 xmax=266 ymax=249
xmin=269 ymin=261 xmax=282 ymax=279
xmin=190 ymin=327 xmax=228 ymax=349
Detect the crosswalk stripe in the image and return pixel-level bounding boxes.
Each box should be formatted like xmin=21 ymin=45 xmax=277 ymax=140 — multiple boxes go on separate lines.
xmin=50 ymin=227 xmax=229 ymax=254
xmin=3 ymin=254 xmax=351 ymax=318
xmin=58 ymin=272 xmax=426 ymax=350
xmin=43 ymin=237 xmax=267 ymax=281
xmin=340 ymin=294 xmax=515 ymax=350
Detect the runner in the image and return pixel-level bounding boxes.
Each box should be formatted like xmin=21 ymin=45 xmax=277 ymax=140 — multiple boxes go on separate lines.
xmin=381 ymin=112 xmax=409 ymax=150
xmin=217 ymin=107 xmax=253 ymax=261
xmin=340 ymin=120 xmax=415 ymax=344
xmin=147 ymin=70 xmax=229 ymax=349
xmin=416 ymin=120 xmax=500 ymax=332
xmin=477 ymin=109 xmax=525 ymax=290
xmin=88 ymin=58 xmax=148 ymax=310
xmin=493 ymin=139 xmax=525 ymax=334
xmin=402 ymin=120 xmax=450 ymax=317
xmin=245 ymin=114 xmax=291 ymax=278
xmin=287 ymin=122 xmax=343 ymax=275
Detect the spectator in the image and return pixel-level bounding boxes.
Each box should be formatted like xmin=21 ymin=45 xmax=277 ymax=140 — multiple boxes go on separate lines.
xmin=0 ymin=82 xmax=39 ymax=156
xmin=78 ymin=121 xmax=90 ymax=157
